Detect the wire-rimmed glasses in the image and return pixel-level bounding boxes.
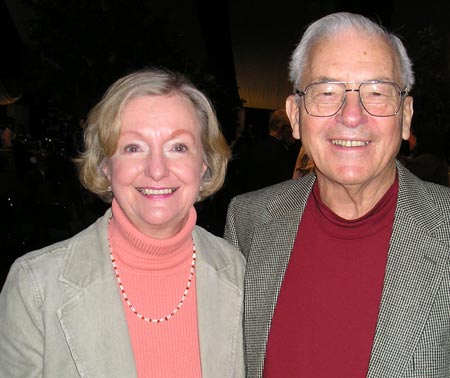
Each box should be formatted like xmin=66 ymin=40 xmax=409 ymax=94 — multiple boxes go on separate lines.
xmin=295 ymin=81 xmax=408 ymax=117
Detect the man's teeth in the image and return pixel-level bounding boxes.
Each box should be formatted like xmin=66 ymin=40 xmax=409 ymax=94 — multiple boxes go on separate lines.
xmin=332 ymin=140 xmax=369 ymax=147
xmin=137 ymin=188 xmax=175 ymax=195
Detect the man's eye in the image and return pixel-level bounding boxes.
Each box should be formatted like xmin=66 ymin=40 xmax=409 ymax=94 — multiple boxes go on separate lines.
xmin=318 ymin=91 xmax=338 ymax=97
xmin=367 ymin=91 xmax=383 ymax=97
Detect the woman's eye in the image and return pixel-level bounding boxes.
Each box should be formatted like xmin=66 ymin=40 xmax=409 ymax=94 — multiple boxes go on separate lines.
xmin=173 ymin=144 xmax=188 ymax=152
xmin=124 ymin=145 xmax=140 ymax=153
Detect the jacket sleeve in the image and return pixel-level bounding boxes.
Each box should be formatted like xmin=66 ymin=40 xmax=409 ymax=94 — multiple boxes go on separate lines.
xmin=0 ymin=260 xmax=45 ymax=378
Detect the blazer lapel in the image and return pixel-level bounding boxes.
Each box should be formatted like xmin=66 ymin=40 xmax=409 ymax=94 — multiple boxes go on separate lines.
xmin=57 ymin=279 xmax=137 ymax=377
xmin=368 ymin=165 xmax=450 ymax=377
xmin=245 ymin=178 xmax=313 ymax=374
xmin=57 ymin=212 xmax=137 ymax=378
xmin=194 ymin=229 xmax=244 ymax=378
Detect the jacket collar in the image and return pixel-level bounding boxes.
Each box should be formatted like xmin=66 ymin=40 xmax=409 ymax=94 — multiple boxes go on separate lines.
xmin=57 ymin=209 xmax=138 ymax=377
xmin=244 ymin=175 xmax=315 ymax=375
xmin=193 ymin=226 xmax=244 ymax=377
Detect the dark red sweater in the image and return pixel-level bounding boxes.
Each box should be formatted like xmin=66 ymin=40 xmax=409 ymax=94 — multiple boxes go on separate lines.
xmin=264 ymin=179 xmax=398 ymax=377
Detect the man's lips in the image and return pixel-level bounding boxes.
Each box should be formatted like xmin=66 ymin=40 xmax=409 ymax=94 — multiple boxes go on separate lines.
xmin=331 ymin=139 xmax=370 ymax=147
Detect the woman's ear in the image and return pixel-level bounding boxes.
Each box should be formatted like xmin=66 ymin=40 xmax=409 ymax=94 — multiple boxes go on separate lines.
xmin=201 ymin=162 xmax=208 ymax=177
xmin=101 ymin=159 xmax=111 ymax=181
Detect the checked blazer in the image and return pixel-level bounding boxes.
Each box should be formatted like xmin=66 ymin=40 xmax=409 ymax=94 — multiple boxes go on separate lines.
xmin=224 ymin=161 xmax=450 ymax=378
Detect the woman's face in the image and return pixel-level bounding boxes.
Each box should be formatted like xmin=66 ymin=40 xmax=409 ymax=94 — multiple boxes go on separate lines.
xmin=103 ymin=94 xmax=207 ymax=239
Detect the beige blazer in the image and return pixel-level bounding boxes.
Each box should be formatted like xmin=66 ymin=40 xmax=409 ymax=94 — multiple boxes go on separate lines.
xmin=0 ymin=209 xmax=245 ymax=378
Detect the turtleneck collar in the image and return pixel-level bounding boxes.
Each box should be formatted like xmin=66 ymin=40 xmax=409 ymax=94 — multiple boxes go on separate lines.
xmin=108 ymin=199 xmax=197 ymax=271
xmin=311 ymin=175 xmax=398 ymax=239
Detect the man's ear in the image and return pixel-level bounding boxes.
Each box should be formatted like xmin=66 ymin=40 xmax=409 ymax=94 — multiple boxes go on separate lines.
xmin=401 ymin=96 xmax=414 ymax=141
xmin=286 ymin=94 xmax=301 ymax=139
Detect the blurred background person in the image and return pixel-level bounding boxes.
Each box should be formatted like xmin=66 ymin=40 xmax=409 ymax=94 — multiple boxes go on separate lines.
xmin=226 ymin=122 xmax=258 ymax=196
xmin=246 ymin=108 xmax=299 ymax=191
xmin=0 ymin=117 xmax=16 ymax=150
xmin=0 ymin=68 xmax=244 ymax=378
xmin=405 ymin=116 xmax=449 ymax=186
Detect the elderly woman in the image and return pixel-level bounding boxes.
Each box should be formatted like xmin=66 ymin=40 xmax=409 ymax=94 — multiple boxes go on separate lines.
xmin=0 ymin=68 xmax=245 ymax=377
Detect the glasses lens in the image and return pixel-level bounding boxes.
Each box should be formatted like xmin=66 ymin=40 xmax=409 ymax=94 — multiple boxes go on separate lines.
xmin=304 ymin=83 xmax=344 ymax=117
xmin=359 ymin=82 xmax=401 ymax=116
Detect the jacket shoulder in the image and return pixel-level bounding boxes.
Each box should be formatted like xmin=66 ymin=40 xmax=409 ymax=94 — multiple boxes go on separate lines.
xmin=228 ymin=175 xmax=314 ymax=223
xmin=398 ymin=165 xmax=450 ymax=218
xmin=3 ymin=210 xmax=110 ymax=300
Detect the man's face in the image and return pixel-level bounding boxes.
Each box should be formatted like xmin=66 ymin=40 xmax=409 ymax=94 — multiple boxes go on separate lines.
xmin=286 ymin=30 xmax=413 ymax=191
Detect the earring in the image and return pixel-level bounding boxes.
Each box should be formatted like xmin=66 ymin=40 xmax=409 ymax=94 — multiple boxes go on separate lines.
xmin=199 ymin=185 xmax=203 ymax=192
xmin=107 ymin=186 xmax=112 ymax=192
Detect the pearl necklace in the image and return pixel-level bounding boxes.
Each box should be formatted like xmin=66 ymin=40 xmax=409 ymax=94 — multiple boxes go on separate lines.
xmin=109 ymin=238 xmax=196 ymax=323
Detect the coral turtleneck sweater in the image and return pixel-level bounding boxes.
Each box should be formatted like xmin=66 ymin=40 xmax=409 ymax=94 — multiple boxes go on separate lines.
xmin=108 ymin=199 xmax=202 ymax=377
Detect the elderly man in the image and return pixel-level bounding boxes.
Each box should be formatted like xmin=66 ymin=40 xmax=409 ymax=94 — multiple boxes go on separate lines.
xmin=225 ymin=12 xmax=450 ymax=378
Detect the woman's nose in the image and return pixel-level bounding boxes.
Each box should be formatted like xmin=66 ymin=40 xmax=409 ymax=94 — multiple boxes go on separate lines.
xmin=144 ymin=152 xmax=169 ymax=180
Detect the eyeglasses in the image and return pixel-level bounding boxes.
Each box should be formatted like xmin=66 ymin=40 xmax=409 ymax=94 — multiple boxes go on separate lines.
xmin=295 ymin=81 xmax=408 ymax=117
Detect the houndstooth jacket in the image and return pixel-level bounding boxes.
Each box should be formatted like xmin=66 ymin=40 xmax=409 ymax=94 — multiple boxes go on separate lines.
xmin=224 ymin=161 xmax=450 ymax=378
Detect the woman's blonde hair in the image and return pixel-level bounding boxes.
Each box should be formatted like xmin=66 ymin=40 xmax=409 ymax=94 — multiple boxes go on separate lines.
xmin=74 ymin=67 xmax=231 ymax=202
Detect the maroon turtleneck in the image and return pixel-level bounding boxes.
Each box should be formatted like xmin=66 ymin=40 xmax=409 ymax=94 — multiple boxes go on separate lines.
xmin=264 ymin=177 xmax=398 ymax=378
